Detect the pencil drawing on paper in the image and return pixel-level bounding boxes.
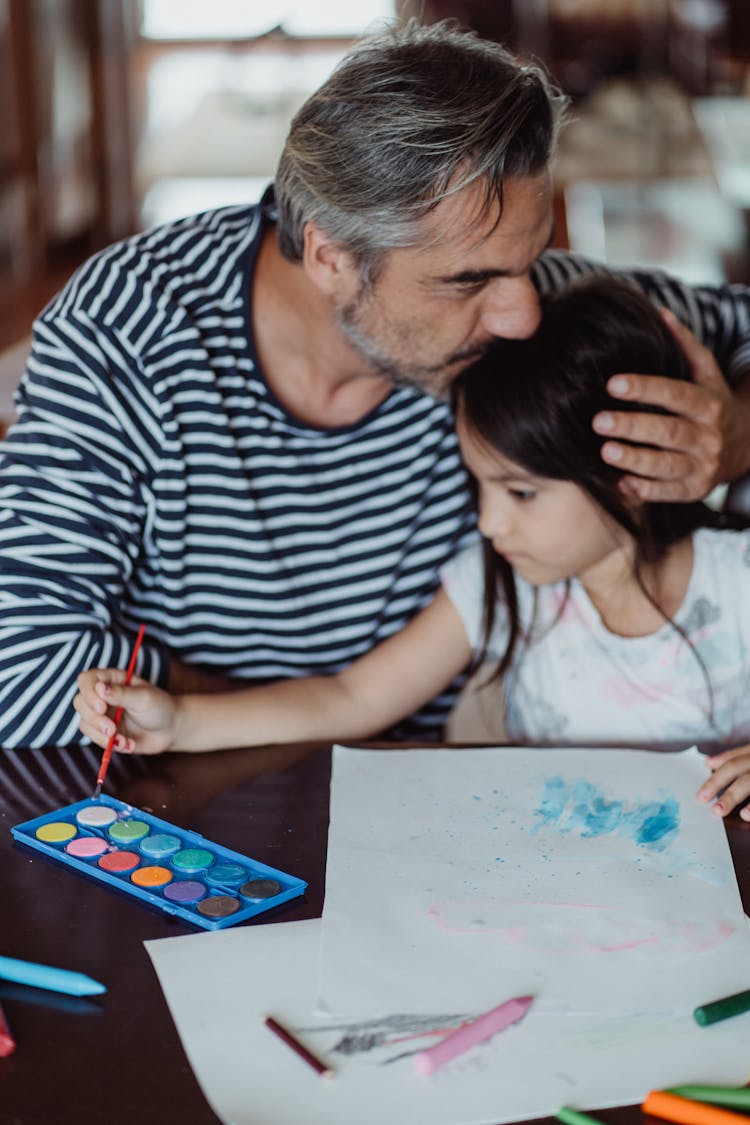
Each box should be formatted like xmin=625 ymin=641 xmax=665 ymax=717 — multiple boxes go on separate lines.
xmin=298 ymin=1011 xmax=481 ymax=1068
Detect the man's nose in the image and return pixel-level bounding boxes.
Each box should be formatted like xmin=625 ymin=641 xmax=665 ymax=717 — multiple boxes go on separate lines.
xmin=479 ymin=275 xmax=541 ymax=340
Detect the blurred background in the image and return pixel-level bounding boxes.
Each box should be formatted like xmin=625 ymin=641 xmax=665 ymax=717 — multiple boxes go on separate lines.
xmin=1 ymin=0 xmax=750 ymax=417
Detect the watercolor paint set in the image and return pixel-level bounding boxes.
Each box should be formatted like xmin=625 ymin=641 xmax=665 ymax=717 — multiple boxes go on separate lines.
xmin=11 ymin=795 xmax=307 ymax=930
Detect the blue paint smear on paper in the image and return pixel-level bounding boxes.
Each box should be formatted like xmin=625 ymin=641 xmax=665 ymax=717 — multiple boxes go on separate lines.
xmin=536 ymin=776 xmax=568 ymax=826
xmin=533 ymin=776 xmax=680 ymax=852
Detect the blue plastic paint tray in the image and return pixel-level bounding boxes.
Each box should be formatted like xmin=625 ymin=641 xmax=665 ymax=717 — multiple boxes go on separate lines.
xmin=11 ymin=795 xmax=307 ymax=930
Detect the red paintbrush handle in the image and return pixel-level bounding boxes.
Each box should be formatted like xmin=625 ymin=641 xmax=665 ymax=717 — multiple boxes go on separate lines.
xmin=94 ymin=625 xmax=145 ymax=791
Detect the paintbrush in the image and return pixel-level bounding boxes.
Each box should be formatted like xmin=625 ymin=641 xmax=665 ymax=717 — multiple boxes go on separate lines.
xmin=92 ymin=623 xmax=146 ymax=798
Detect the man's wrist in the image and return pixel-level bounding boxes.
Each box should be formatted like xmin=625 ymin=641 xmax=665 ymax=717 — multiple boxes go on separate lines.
xmin=727 ymin=386 xmax=750 ymax=483
xmin=726 ymin=369 xmax=750 ymax=482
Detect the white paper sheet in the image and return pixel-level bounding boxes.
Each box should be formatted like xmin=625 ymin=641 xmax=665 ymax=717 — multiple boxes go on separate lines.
xmin=145 ymin=920 xmax=750 ymax=1125
xmin=318 ymin=746 xmax=750 ymax=1017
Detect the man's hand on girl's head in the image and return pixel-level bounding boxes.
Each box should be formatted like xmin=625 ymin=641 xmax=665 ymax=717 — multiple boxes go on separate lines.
xmin=592 ymin=309 xmax=750 ymax=503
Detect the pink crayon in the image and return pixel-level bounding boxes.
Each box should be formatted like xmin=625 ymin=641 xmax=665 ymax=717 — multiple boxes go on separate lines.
xmin=414 ymin=994 xmax=534 ymax=1076
xmin=0 ymin=1002 xmax=16 ymax=1057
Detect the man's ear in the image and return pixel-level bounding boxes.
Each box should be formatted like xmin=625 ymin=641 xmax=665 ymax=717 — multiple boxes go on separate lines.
xmin=302 ymin=221 xmax=356 ymax=296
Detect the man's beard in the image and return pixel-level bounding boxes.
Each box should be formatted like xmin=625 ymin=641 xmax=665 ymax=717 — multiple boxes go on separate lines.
xmin=336 ymin=293 xmax=488 ymax=400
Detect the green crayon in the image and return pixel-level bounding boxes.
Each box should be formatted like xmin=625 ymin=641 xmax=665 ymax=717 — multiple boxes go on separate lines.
xmin=668 ymin=1086 xmax=750 ymax=1110
xmin=557 ymin=1107 xmax=608 ymax=1125
xmin=693 ymin=988 xmax=750 ymax=1027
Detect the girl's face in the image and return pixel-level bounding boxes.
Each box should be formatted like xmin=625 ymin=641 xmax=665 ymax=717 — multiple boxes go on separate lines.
xmin=457 ymin=415 xmax=633 ymax=589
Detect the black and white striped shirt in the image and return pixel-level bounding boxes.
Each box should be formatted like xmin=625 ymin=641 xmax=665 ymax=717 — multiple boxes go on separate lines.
xmin=0 ymin=197 xmax=749 ymax=748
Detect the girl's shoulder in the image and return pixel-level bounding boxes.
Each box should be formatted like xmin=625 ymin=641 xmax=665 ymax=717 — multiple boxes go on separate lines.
xmin=693 ymin=524 xmax=750 ymax=571
xmin=440 ymin=542 xmax=567 ymax=621
xmin=689 ymin=527 xmax=750 ymax=627
xmin=440 ymin=540 xmax=483 ymax=590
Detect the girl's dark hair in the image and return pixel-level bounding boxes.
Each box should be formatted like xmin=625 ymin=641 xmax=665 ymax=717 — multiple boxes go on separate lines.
xmin=452 ymin=273 xmax=744 ymax=688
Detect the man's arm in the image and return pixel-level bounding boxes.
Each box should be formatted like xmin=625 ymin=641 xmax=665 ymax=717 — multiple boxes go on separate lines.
xmin=534 ymin=251 xmax=750 ymax=501
xmin=0 ymin=306 xmax=166 ymax=748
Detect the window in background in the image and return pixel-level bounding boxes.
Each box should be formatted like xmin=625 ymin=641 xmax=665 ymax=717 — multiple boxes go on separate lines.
xmin=136 ymin=0 xmax=396 ymax=226
xmin=140 ymin=0 xmax=395 ymax=40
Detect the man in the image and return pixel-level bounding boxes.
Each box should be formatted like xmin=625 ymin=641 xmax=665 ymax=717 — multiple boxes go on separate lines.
xmin=1 ymin=20 xmax=749 ymax=748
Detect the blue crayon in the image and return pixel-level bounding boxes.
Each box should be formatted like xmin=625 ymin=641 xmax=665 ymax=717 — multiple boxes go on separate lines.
xmin=0 ymin=954 xmax=106 ymax=997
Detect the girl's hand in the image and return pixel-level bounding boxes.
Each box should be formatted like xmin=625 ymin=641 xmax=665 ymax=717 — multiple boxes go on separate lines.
xmin=74 ymin=668 xmax=180 ymax=755
xmin=696 ymin=745 xmax=750 ymax=820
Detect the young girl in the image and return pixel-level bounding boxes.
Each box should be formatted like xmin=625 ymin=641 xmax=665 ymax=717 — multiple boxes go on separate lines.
xmin=75 ymin=276 xmax=750 ymax=818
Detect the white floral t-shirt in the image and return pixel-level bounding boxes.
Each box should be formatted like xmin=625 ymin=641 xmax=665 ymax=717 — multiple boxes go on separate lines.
xmin=441 ymin=527 xmax=750 ymax=753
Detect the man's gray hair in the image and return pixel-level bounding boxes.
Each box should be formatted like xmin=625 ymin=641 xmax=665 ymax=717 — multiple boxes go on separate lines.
xmin=275 ymin=19 xmax=568 ymax=283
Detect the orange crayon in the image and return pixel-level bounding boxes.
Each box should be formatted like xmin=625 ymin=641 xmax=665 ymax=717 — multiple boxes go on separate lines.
xmin=643 ymin=1090 xmax=750 ymax=1125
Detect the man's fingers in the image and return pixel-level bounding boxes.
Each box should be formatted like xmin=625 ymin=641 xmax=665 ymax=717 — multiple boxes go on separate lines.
xmin=588 ymin=309 xmax=749 ymax=500
xmin=600 ymin=438 xmax=693 ymax=481
xmin=599 ymin=374 xmax=724 ymax=426
xmin=594 ymin=406 xmax=721 ymax=455
xmin=594 ymin=394 xmax=723 ymax=502
xmin=617 ymin=473 xmax=702 ymax=503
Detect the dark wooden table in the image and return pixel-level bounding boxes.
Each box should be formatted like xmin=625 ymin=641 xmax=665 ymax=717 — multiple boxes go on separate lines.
xmin=1 ymin=742 xmax=749 ymax=1125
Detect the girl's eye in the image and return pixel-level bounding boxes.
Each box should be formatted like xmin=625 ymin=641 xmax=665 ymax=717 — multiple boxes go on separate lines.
xmin=509 ymin=488 xmax=536 ymax=502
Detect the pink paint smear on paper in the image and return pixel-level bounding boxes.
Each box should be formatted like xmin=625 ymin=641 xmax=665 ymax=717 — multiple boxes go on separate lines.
xmin=427 ymin=901 xmax=734 ymax=954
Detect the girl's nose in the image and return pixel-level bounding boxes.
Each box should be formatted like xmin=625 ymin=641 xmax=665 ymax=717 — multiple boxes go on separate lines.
xmin=478 ymin=496 xmax=512 ymax=541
